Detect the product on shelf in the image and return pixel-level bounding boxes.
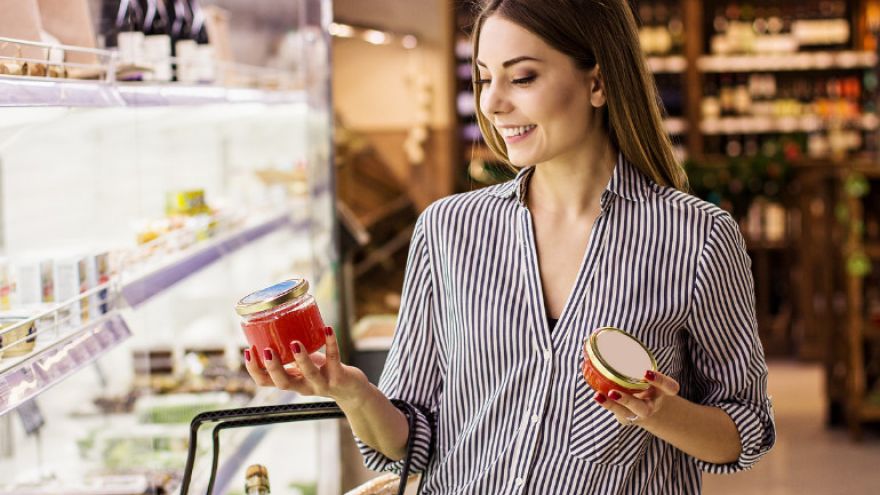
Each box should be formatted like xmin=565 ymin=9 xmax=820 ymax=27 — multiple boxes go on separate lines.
xmin=12 ymin=257 xmax=54 ymax=306
xmin=134 ymin=391 xmax=231 ymax=423
xmin=236 ymin=278 xmax=326 ymax=366
xmin=165 ymin=189 xmax=210 ymax=216
xmin=0 ymin=315 xmax=36 ymax=359
xmin=53 ymin=254 xmax=91 ymax=326
xmin=245 ymin=464 xmax=271 ymax=495
xmin=142 ymin=0 xmax=173 ymax=82
xmin=0 ymin=258 xmax=11 ymax=311
xmin=708 ymin=1 xmax=851 ymax=55
xmin=637 ymin=1 xmax=683 ymax=56
xmin=582 ymin=327 xmax=657 ymax=397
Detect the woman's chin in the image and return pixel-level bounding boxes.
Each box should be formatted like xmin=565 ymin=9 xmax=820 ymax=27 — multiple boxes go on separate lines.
xmin=506 ymin=152 xmax=539 ymax=168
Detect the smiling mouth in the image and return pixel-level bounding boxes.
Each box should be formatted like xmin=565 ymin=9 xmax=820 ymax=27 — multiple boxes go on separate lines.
xmin=499 ymin=125 xmax=537 ymax=138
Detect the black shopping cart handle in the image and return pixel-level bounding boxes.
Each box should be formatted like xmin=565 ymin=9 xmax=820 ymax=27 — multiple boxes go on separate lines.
xmin=178 ymin=399 xmax=420 ymax=495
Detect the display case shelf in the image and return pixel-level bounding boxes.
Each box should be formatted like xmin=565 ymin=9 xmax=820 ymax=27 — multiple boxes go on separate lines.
xmin=117 ymin=85 xmax=306 ymax=107
xmin=121 ymin=210 xmax=307 ymax=308
xmin=698 ymin=51 xmax=877 ymax=73
xmin=700 ymin=114 xmax=880 ymax=135
xmin=0 ymin=75 xmax=122 ymax=107
xmin=0 ymin=311 xmax=132 ymax=416
xmin=0 ymin=75 xmax=306 ymax=108
xmin=646 ymin=56 xmax=687 ymax=73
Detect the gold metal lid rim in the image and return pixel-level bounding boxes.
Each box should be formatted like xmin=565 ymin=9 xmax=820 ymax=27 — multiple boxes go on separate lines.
xmin=235 ymin=279 xmax=309 ymax=316
xmin=587 ymin=327 xmax=657 ymax=390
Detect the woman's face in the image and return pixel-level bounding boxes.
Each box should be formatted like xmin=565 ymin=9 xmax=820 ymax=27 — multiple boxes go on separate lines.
xmin=476 ymin=15 xmax=604 ymax=167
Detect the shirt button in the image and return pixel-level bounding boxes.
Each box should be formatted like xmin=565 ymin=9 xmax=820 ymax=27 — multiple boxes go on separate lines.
xmin=543 ymin=349 xmax=552 ymax=361
xmin=514 ymin=477 xmax=525 ymax=486
xmin=531 ymin=414 xmax=540 ymax=424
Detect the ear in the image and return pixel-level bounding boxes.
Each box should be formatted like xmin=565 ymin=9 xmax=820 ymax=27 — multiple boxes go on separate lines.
xmin=588 ymin=65 xmax=607 ymax=108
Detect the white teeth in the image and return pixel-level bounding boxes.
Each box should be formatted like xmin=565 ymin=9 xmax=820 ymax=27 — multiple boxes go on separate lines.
xmin=500 ymin=125 xmax=536 ymax=138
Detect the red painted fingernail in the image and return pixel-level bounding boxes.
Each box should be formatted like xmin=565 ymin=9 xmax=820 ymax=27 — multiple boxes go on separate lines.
xmin=645 ymin=370 xmax=656 ymax=381
xmin=325 ymin=327 xmax=333 ymax=337
xmin=292 ymin=342 xmax=302 ymax=354
xmin=244 ymin=349 xmax=251 ymax=362
xmin=609 ymin=390 xmax=622 ymax=401
xmin=263 ymin=348 xmax=272 ymax=361
xmin=594 ymin=394 xmax=607 ymax=404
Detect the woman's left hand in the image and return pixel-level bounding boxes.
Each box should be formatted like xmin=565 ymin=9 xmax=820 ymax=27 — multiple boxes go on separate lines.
xmin=594 ymin=370 xmax=680 ymax=427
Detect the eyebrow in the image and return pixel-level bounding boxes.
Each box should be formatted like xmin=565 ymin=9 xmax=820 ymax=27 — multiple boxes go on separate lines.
xmin=475 ymin=56 xmax=542 ymax=69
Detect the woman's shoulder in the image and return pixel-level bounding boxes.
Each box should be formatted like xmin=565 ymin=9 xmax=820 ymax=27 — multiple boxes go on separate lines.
xmin=418 ymin=182 xmax=519 ymax=227
xmin=650 ymin=183 xmax=735 ymax=223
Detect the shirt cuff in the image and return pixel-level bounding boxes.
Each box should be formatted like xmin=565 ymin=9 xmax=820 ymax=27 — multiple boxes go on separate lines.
xmin=356 ymin=402 xmax=434 ymax=475
xmin=696 ymin=398 xmax=776 ymax=474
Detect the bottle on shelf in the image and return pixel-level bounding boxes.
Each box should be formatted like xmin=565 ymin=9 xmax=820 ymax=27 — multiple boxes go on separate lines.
xmin=244 ymin=464 xmax=271 ymax=495
xmin=189 ymin=0 xmax=216 ymax=83
xmin=141 ymin=0 xmax=173 ymax=81
xmin=102 ymin=0 xmax=146 ymax=68
xmin=169 ymin=0 xmax=198 ymax=83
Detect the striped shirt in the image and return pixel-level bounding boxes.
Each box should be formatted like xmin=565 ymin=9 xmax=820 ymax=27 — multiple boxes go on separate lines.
xmin=358 ymin=153 xmax=776 ymax=494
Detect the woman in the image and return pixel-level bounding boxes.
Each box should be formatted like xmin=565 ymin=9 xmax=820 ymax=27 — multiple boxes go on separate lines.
xmin=244 ymin=0 xmax=776 ymax=492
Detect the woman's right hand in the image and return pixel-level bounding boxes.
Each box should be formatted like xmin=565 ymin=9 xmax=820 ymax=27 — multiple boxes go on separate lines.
xmin=243 ymin=327 xmax=371 ymax=408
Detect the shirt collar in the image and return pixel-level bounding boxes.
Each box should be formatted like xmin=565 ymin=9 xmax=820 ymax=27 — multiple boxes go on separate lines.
xmin=486 ymin=152 xmax=653 ymax=207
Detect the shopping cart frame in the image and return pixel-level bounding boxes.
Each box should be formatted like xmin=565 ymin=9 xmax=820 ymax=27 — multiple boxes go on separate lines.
xmin=178 ymin=399 xmax=421 ymax=495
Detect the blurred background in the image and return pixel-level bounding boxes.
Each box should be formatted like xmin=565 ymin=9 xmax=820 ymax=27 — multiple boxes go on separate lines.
xmin=0 ymin=0 xmax=878 ymax=493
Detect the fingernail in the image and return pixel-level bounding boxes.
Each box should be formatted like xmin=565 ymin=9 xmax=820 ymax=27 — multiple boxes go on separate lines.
xmin=609 ymin=390 xmax=622 ymax=401
xmin=594 ymin=394 xmax=607 ymax=404
xmin=325 ymin=327 xmax=333 ymax=337
xmin=263 ymin=348 xmax=273 ymax=361
xmin=244 ymin=349 xmax=251 ymax=362
xmin=292 ymin=342 xmax=302 ymax=354
xmin=645 ymin=370 xmax=656 ymax=381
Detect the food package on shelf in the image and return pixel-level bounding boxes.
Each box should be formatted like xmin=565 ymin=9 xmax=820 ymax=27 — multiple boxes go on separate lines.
xmin=0 ymin=312 xmax=37 ymax=360
xmin=133 ymin=392 xmax=232 ymax=424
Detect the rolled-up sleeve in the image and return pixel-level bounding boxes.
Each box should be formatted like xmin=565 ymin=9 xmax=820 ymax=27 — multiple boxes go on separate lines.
xmin=686 ymin=213 xmax=776 ymax=474
xmin=356 ymin=214 xmax=441 ymax=474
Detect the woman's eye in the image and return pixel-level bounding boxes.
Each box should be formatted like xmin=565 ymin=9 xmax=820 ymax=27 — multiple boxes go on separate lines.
xmin=512 ymin=75 xmax=536 ymax=85
xmin=475 ymin=78 xmax=491 ymax=86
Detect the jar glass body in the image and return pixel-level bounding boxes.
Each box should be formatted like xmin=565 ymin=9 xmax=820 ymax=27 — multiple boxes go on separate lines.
xmin=240 ymin=293 xmax=325 ymax=366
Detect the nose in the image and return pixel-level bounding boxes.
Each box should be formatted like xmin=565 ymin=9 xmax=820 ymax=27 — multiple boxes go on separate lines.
xmin=480 ymin=82 xmax=511 ymax=117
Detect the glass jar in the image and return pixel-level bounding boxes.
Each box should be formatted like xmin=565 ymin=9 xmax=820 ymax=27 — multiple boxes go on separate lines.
xmin=235 ymin=279 xmax=326 ymax=366
xmin=244 ymin=464 xmax=270 ymax=495
xmin=0 ymin=315 xmax=37 ymax=360
xmin=582 ymin=327 xmax=657 ymax=396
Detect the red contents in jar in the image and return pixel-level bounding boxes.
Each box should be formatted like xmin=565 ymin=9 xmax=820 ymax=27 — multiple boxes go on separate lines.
xmin=243 ymin=300 xmax=325 ymax=367
xmin=582 ymin=341 xmax=646 ymax=397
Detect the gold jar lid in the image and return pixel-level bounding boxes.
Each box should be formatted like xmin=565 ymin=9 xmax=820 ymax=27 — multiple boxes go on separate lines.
xmin=235 ymin=279 xmax=309 ymax=316
xmin=246 ymin=464 xmax=268 ymax=478
xmin=586 ymin=327 xmax=657 ymax=391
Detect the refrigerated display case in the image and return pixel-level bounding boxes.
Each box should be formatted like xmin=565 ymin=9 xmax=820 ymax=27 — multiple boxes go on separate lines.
xmin=0 ymin=1 xmax=338 ymax=493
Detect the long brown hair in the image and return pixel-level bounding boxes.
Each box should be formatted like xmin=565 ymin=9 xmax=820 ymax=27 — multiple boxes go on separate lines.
xmin=470 ymin=0 xmax=689 ymax=191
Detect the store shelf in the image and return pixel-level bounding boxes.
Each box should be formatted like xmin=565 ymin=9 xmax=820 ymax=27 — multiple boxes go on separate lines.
xmin=700 ymin=114 xmax=880 ymax=135
xmin=699 ymin=51 xmax=877 ymax=73
xmin=864 ymin=243 xmax=880 ymax=258
xmin=0 ymin=311 xmax=132 ymax=416
xmin=117 ymin=84 xmax=306 ymax=107
xmin=0 ymin=76 xmax=306 ymax=108
xmin=859 ymin=403 xmax=880 ymax=421
xmin=664 ymin=118 xmax=687 ymax=135
xmin=646 ymin=56 xmax=687 ymax=73
xmin=0 ymin=75 xmax=123 ymax=107
xmin=863 ymin=320 xmax=880 ymax=339
xmin=746 ymin=239 xmax=789 ymax=251
xmin=121 ymin=211 xmax=306 ymax=308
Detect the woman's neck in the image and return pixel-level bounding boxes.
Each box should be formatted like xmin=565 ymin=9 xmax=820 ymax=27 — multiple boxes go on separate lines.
xmin=526 ymin=138 xmax=617 ymax=219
